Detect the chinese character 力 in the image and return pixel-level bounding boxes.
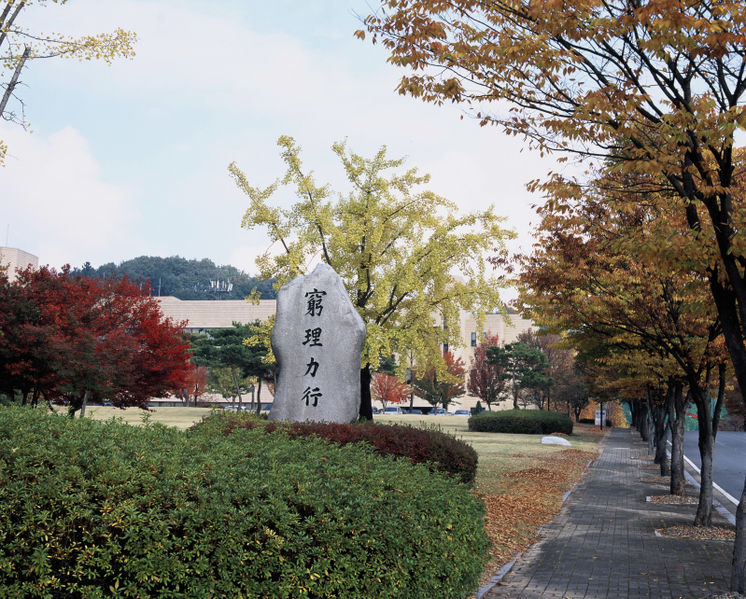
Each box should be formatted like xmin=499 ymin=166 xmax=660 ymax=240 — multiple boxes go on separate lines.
xmin=304 ymin=357 xmax=320 ymax=377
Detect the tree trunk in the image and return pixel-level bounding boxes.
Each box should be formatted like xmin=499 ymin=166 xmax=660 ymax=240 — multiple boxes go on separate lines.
xmin=669 ymin=384 xmax=687 ymax=496
xmin=637 ymin=402 xmax=649 ymax=442
xmin=255 ymin=378 xmax=262 ymax=414
xmin=706 ymin=269 xmax=746 ymax=590
xmin=230 ymin=366 xmax=243 ymax=409
xmin=359 ymin=364 xmax=372 ymax=420
xmin=693 ymin=385 xmax=714 ymax=526
xmin=653 ymin=402 xmax=670 ymax=476
xmin=79 ymin=390 xmax=89 ymax=418
xmin=732 ymin=477 xmax=746 ymax=593
xmin=646 ymin=407 xmax=655 ymax=456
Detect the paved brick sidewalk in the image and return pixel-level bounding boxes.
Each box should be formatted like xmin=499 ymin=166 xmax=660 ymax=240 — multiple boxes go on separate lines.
xmin=482 ymin=428 xmax=734 ymax=599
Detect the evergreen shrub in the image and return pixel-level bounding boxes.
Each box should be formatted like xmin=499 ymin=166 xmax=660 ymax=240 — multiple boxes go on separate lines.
xmin=468 ymin=409 xmax=573 ymax=435
xmin=0 ymin=407 xmax=489 ymax=598
xmin=191 ymin=411 xmax=478 ymax=484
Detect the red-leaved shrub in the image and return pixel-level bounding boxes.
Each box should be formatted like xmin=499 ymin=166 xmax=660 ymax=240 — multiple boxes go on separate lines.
xmin=191 ymin=412 xmax=478 ymax=484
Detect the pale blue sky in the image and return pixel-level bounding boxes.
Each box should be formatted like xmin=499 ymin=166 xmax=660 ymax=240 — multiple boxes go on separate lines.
xmin=1 ymin=0 xmax=557 ymax=276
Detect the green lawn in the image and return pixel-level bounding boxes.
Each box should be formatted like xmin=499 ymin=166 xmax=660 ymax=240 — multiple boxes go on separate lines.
xmin=375 ymin=414 xmax=602 ymax=494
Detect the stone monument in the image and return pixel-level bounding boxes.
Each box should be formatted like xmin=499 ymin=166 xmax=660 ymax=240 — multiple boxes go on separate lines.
xmin=269 ymin=263 xmax=366 ymax=423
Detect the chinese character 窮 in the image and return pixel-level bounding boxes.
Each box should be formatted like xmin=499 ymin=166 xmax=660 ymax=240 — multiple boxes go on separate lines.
xmin=305 ymin=288 xmax=327 ymax=317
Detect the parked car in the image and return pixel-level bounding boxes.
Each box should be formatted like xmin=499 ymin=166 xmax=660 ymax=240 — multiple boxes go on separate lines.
xmin=383 ymin=406 xmax=402 ymax=415
xmin=435 ymin=408 xmax=446 ymax=415
xmin=453 ymin=409 xmax=470 ymax=416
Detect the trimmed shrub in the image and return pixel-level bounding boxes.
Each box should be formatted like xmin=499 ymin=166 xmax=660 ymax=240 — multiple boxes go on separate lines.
xmin=191 ymin=411 xmax=479 ymax=485
xmin=468 ymin=409 xmax=573 ymax=435
xmin=0 ymin=407 xmax=489 ymax=598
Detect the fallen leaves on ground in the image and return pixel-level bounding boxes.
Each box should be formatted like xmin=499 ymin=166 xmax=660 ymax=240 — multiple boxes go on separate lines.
xmin=478 ymin=431 xmax=599 ymax=585
xmin=505 ymin=467 xmax=564 ymax=483
xmin=655 ymin=525 xmax=735 ymax=540
xmin=646 ymin=494 xmax=698 ymax=504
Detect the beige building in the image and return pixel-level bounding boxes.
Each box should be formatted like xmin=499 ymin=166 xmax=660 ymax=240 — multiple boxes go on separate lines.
xmin=0 ymin=247 xmax=39 ymax=282
xmin=157 ymin=296 xmax=276 ymax=333
xmin=157 ymin=296 xmax=535 ymax=412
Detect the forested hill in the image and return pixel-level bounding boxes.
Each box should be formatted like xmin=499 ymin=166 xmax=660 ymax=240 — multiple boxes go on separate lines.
xmin=72 ymin=256 xmax=277 ymax=300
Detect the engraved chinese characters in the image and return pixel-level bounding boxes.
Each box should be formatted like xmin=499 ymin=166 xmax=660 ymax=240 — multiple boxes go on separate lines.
xmin=270 ymin=263 xmax=366 ymax=423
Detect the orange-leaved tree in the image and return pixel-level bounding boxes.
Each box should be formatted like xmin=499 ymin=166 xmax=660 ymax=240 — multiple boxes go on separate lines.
xmin=361 ymin=6 xmax=746 ymax=587
xmin=518 ymin=174 xmax=728 ymax=525
xmin=371 ymin=372 xmax=410 ymax=410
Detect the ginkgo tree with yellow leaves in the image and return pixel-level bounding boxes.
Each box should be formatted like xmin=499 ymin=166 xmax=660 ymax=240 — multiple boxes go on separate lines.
xmin=0 ymin=0 xmax=136 ymax=163
xmin=229 ymin=136 xmax=512 ymax=420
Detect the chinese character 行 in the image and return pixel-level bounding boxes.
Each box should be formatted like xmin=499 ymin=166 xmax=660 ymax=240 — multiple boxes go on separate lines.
xmin=301 ymin=386 xmax=322 ymax=407
xmin=305 ymin=288 xmax=327 ymax=317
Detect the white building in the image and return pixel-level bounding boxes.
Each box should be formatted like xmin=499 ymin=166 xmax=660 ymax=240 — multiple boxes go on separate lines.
xmin=0 ymin=247 xmax=38 ymax=282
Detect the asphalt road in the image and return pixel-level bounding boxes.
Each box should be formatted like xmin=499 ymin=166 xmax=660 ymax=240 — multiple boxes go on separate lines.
xmin=682 ymin=430 xmax=746 ymax=503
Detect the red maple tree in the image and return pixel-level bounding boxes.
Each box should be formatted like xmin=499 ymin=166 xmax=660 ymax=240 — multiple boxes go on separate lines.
xmin=183 ymin=365 xmax=209 ymax=406
xmin=0 ymin=266 xmax=191 ymax=416
xmin=467 ymin=333 xmax=506 ymax=411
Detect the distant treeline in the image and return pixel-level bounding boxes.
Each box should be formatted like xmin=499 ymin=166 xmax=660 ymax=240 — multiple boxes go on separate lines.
xmin=72 ymin=256 xmax=277 ymax=300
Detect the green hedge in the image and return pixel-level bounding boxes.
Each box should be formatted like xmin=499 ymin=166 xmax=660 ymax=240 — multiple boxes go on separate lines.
xmin=191 ymin=411 xmax=479 ymax=484
xmin=468 ymin=409 xmax=573 ymax=435
xmin=0 ymin=407 xmax=489 ymax=598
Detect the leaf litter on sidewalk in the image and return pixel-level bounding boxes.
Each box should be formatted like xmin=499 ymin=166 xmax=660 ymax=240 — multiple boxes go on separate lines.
xmin=475 ymin=425 xmax=604 ymax=585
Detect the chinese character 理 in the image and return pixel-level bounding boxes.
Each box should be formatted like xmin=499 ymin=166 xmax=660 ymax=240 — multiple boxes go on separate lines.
xmin=302 ymin=327 xmax=323 ymax=347
xmin=302 ymin=386 xmax=322 ymax=407
xmin=305 ymin=288 xmax=327 ymax=317
xmin=304 ymin=357 xmax=320 ymax=377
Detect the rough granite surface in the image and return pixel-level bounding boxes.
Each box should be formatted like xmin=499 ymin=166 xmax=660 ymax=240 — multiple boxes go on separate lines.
xmin=270 ymin=263 xmax=365 ymax=423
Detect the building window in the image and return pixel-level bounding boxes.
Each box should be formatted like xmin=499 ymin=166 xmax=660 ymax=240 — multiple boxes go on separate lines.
xmin=471 ymin=332 xmax=477 ymax=347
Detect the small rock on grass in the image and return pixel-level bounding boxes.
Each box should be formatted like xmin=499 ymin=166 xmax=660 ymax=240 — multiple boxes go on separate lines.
xmin=541 ymin=436 xmax=571 ymax=446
